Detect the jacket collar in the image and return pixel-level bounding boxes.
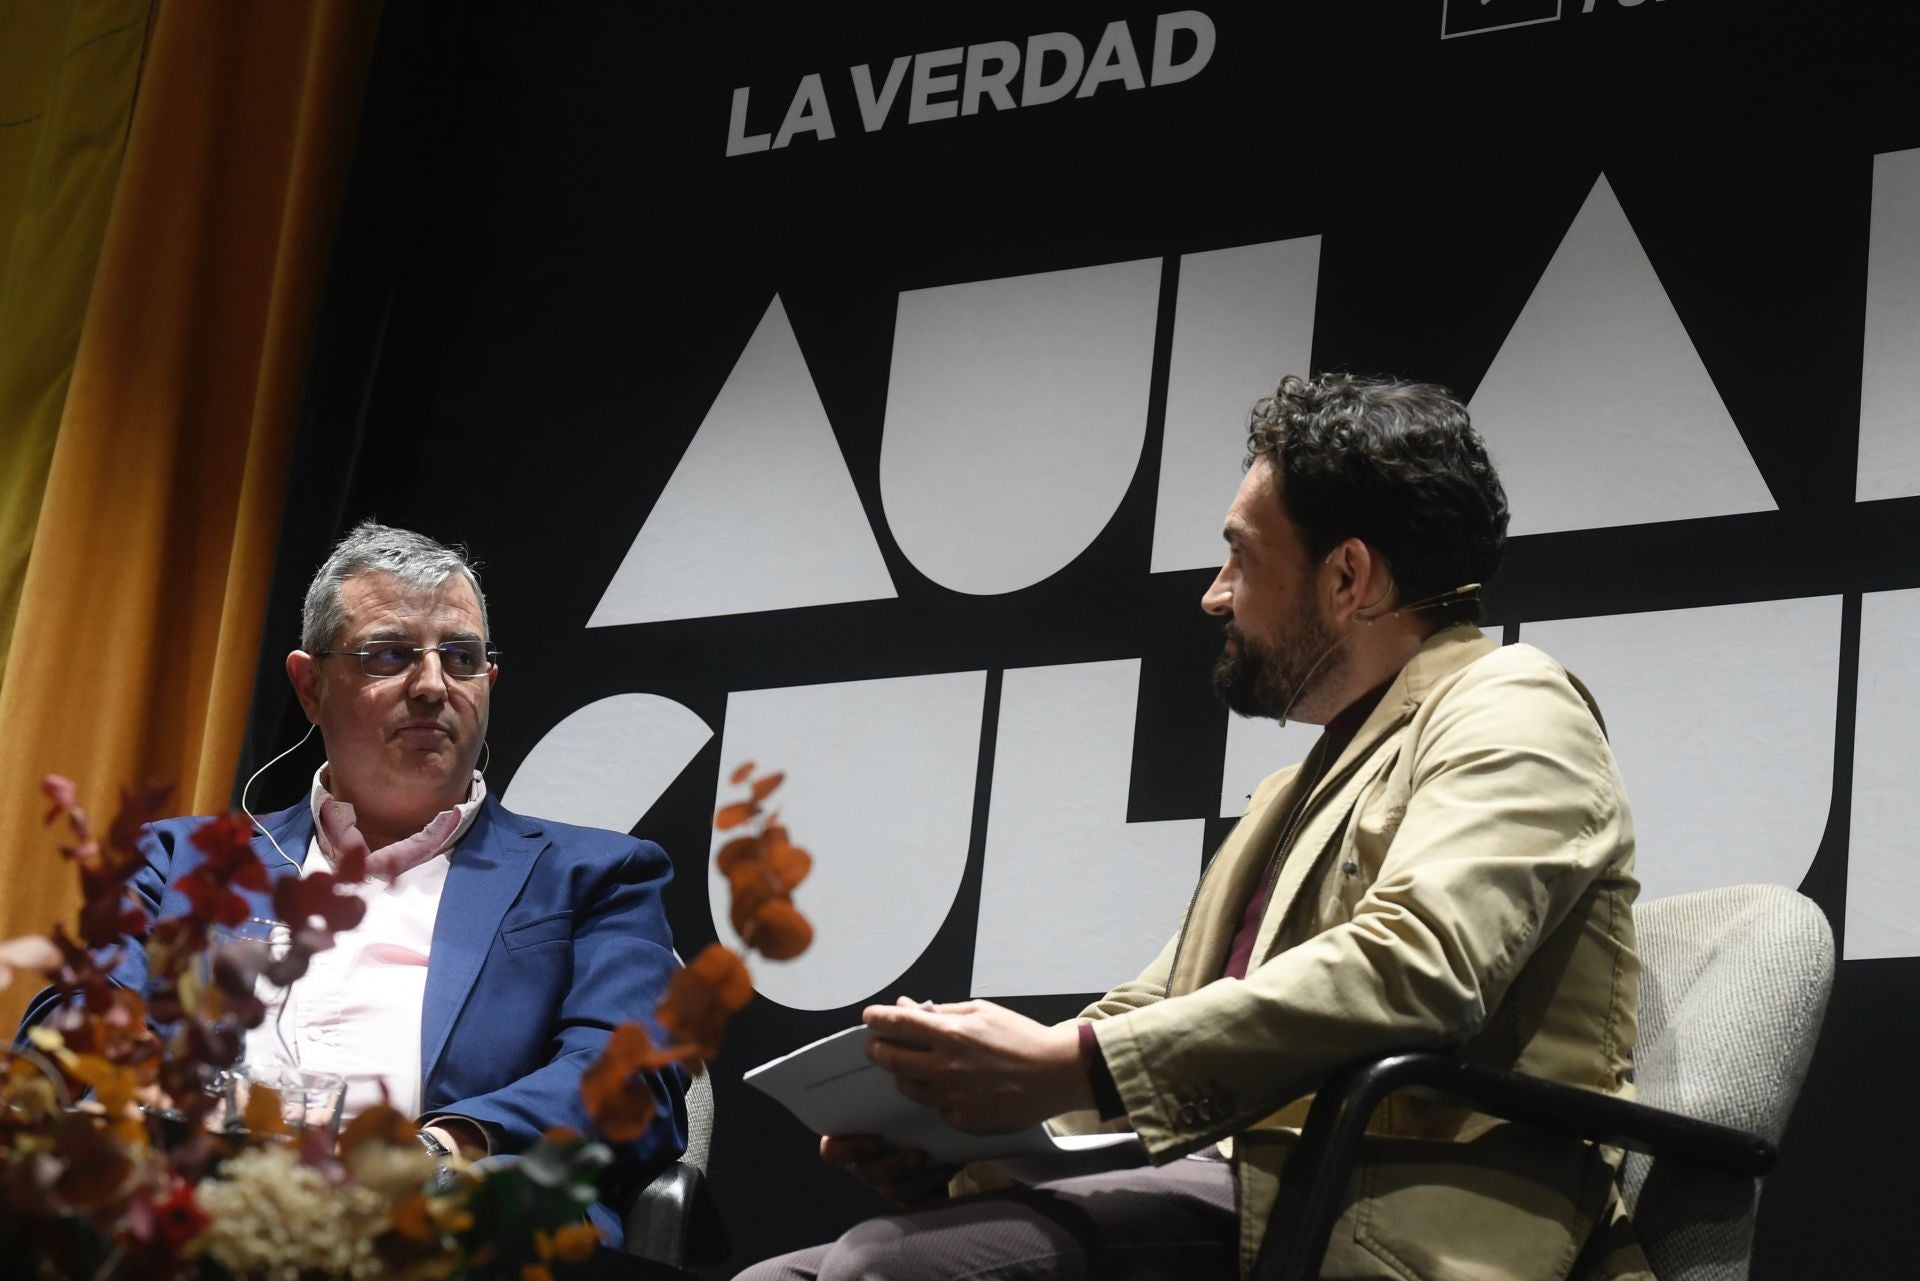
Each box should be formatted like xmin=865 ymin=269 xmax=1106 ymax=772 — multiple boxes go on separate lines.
xmin=1162 ymin=625 xmax=1500 ymax=993
xmin=1315 ymin=623 xmax=1498 ymax=800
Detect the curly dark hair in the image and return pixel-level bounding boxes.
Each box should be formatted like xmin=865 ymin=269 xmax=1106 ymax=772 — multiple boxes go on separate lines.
xmin=1245 ymin=373 xmax=1509 ymax=627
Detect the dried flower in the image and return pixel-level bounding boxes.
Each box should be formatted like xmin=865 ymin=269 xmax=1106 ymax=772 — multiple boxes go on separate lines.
xmin=192 ymin=1144 xmax=391 ymax=1279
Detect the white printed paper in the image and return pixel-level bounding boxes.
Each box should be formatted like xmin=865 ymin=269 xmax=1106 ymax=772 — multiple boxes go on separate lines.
xmin=742 ymin=1024 xmax=1143 ymax=1171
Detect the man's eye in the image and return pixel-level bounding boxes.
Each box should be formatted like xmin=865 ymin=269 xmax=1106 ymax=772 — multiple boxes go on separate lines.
xmin=366 ymin=644 xmax=416 ymax=673
xmin=441 ymin=644 xmax=483 ymax=675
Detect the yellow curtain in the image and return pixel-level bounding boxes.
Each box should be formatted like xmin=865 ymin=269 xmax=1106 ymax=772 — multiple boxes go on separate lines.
xmin=0 ymin=0 xmax=151 ymax=688
xmin=0 ymin=0 xmax=381 ymax=1032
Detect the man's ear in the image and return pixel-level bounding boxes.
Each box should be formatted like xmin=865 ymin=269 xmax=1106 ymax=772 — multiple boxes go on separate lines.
xmin=286 ymin=650 xmax=322 ymax=721
xmin=1326 ymin=538 xmax=1380 ymax=621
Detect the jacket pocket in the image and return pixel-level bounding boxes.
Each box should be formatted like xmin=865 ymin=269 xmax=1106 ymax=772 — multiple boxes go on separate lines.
xmin=1329 ymin=764 xmax=1405 ymax=922
xmin=1343 ymin=1129 xmax=1606 ymax=1281
xmin=502 ymin=909 xmax=572 ymax=951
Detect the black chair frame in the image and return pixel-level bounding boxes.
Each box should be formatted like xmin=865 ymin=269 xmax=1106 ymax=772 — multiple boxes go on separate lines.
xmin=1250 ymin=1052 xmax=1776 ymax=1281
xmin=625 ymin=1159 xmax=729 ymax=1273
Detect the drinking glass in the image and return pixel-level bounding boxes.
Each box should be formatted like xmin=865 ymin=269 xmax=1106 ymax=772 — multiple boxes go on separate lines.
xmin=226 ymin=1064 xmax=347 ymax=1138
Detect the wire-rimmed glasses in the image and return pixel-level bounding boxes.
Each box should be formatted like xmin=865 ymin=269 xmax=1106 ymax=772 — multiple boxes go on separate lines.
xmin=315 ymin=640 xmax=499 ymax=679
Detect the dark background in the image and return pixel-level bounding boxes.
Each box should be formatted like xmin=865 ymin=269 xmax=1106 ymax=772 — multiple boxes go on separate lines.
xmin=237 ymin=2 xmax=1920 ymax=1272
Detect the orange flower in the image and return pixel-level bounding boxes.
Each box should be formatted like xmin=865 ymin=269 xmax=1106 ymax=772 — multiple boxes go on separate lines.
xmin=149 ymin=1176 xmax=210 ymax=1251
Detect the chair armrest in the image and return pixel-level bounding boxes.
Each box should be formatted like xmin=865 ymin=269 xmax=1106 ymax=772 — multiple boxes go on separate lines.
xmin=1252 ymin=1052 xmax=1776 ymax=1281
xmin=624 ymin=1160 xmax=730 ymax=1269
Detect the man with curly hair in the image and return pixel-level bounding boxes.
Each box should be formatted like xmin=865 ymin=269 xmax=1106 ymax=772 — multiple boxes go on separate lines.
xmin=741 ymin=373 xmax=1647 ymax=1281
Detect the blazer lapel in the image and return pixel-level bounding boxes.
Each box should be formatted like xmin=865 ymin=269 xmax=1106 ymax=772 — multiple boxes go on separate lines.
xmin=1250 ymin=625 xmax=1502 ymax=964
xmin=1167 ymin=764 xmax=1307 ymax=995
xmin=420 ymin=796 xmax=544 ymax=1085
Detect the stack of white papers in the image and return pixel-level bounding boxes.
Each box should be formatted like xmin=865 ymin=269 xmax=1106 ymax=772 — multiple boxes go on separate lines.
xmin=743 ymin=1025 xmax=1143 ymax=1177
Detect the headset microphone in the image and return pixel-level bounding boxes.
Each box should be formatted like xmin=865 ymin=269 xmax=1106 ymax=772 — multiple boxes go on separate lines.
xmin=1354 ymin=582 xmax=1482 ymax=623
xmin=240 ymin=722 xmax=316 ymax=871
xmin=1277 ymin=583 xmax=1484 ymax=724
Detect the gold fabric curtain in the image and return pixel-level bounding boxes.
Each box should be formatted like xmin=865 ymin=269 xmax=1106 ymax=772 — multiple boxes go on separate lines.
xmin=0 ymin=0 xmax=381 ymax=1032
xmin=0 ymin=0 xmax=152 ymax=689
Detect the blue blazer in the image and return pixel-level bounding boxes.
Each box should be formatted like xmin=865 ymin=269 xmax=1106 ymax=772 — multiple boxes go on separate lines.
xmin=21 ymin=794 xmax=687 ymax=1243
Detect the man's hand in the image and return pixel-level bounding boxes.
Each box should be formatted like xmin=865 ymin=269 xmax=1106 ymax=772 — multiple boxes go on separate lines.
xmin=820 ymin=1134 xmax=957 ymax=1207
xmin=861 ymin=997 xmax=1094 ymax=1134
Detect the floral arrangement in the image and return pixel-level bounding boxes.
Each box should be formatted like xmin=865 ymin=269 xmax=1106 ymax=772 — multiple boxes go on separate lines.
xmin=0 ymin=764 xmax=810 ymax=1279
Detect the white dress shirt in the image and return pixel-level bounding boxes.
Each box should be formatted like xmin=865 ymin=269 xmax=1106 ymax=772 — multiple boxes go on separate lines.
xmin=243 ymin=767 xmax=484 ymax=1121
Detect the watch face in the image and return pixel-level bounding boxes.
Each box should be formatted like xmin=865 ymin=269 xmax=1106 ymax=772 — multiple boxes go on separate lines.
xmin=418 ymin=1131 xmax=450 ymax=1157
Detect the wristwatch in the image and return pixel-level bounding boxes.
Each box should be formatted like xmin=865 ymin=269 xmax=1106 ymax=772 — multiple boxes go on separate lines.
xmin=417 ymin=1129 xmax=460 ymax=1194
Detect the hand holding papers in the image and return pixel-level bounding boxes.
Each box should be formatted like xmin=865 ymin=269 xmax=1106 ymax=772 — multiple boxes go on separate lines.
xmin=743 ymin=1024 xmax=1142 ymax=1178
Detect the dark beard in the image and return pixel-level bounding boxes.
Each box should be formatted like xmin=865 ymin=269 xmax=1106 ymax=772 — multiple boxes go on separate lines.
xmin=1211 ymin=607 xmax=1343 ymax=722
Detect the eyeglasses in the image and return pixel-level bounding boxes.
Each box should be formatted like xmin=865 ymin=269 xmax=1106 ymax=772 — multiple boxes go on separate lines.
xmin=316 ymin=641 xmax=499 ymax=679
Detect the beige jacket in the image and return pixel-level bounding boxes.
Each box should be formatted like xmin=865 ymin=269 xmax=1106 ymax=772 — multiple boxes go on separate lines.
xmin=1060 ymin=626 xmax=1646 ymax=1280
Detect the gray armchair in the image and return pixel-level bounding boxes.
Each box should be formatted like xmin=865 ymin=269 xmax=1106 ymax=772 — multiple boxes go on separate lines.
xmin=624 ymin=1066 xmax=728 ymax=1273
xmin=1254 ymin=883 xmax=1835 ymax=1281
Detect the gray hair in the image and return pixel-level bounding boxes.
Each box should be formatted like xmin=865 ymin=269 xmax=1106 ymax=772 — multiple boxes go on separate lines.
xmin=301 ymin=521 xmax=491 ymax=652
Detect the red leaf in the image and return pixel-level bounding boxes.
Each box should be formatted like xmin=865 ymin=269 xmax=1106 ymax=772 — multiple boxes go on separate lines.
xmin=40 ymin=775 xmax=83 ymax=829
xmin=189 ymin=814 xmax=267 ymax=890
xmin=107 ymin=782 xmax=174 ymax=865
xmin=338 ymin=1102 xmax=418 ymax=1159
xmin=714 ymin=836 xmax=760 ymax=876
xmin=316 ymin=800 xmax=370 ymax=882
xmin=657 ymin=944 xmax=753 ymax=1061
xmin=748 ymin=772 xmax=785 ymax=802
xmin=728 ymin=762 xmax=755 ymax=786
xmin=713 ymin=801 xmax=759 ymax=831
xmin=177 ymin=875 xmax=250 ymax=928
xmin=762 ymin=841 xmax=811 ymax=893
xmin=580 ymin=1022 xmax=682 ymax=1142
xmin=51 ymin=1113 xmax=134 ymax=1208
xmin=272 ymin=871 xmax=367 ymax=934
xmin=743 ymin=898 xmax=813 ymax=961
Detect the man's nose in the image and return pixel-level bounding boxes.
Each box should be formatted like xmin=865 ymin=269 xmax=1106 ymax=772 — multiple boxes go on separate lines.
xmin=407 ymin=650 xmax=450 ymax=700
xmin=1201 ymin=566 xmax=1231 ymax=616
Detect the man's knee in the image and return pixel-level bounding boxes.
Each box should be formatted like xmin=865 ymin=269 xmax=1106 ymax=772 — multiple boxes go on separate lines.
xmin=732 ymin=1223 xmax=934 ymax=1281
xmin=816 ymin=1215 xmax=944 ymax=1281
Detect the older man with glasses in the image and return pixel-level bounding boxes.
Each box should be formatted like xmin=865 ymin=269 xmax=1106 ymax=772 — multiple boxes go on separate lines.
xmin=20 ymin=521 xmax=686 ymax=1245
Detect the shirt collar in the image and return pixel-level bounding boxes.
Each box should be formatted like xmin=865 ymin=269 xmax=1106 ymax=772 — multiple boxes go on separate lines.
xmin=308 ymin=764 xmax=488 ymax=867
